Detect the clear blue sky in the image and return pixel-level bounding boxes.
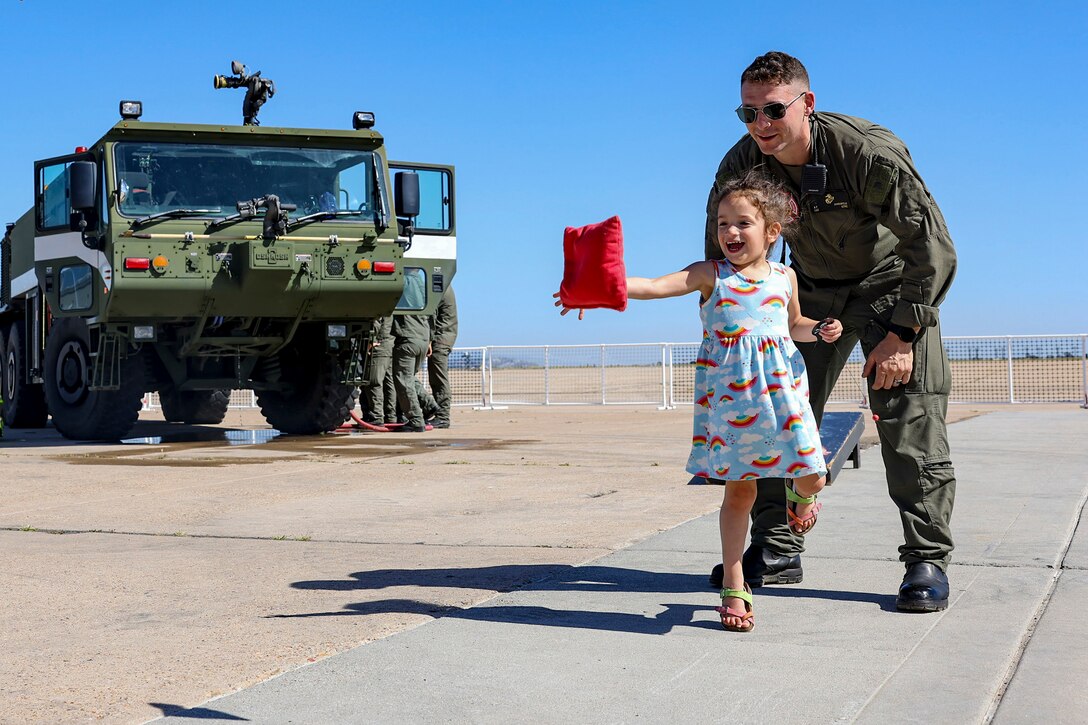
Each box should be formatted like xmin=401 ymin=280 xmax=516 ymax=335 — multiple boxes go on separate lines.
xmin=2 ymin=1 xmax=1084 ymax=346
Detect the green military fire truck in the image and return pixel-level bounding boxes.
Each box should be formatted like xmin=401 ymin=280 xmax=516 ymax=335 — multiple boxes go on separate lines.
xmin=0 ymin=64 xmax=456 ymax=441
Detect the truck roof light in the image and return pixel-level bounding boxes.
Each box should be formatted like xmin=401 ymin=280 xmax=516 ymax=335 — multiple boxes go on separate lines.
xmin=75 ymin=146 xmax=88 ymax=154
xmin=352 ymin=111 xmax=375 ymax=130
xmin=124 ymin=257 xmax=151 ymax=271
xmin=373 ymin=261 xmax=396 ymax=274
xmin=119 ymin=100 xmax=143 ymax=120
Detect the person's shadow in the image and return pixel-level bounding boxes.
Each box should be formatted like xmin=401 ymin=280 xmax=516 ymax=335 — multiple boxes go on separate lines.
xmin=148 ymin=702 xmax=248 ymax=720
xmin=271 ymin=563 xmax=896 ymax=634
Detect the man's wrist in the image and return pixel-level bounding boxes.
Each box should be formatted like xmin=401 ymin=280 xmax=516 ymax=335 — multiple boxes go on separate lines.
xmin=884 ymin=322 xmax=918 ymax=343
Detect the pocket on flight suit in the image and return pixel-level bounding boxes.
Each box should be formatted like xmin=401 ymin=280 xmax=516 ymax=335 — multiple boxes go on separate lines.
xmin=911 ymin=321 xmax=951 ymax=396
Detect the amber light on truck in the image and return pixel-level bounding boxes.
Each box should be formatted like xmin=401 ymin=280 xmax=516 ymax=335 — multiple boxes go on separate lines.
xmin=124 ymin=257 xmax=151 ymax=270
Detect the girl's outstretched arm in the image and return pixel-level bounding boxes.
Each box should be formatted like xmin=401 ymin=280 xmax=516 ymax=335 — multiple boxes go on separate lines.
xmin=627 ymin=261 xmax=715 ymax=301
xmin=785 ymin=267 xmax=843 ymax=343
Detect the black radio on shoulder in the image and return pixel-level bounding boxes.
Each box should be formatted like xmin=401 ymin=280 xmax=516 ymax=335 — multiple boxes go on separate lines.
xmin=801 ymin=163 xmax=827 ymax=195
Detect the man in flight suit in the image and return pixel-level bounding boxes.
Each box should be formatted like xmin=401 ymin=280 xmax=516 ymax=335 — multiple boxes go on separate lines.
xmin=361 ymin=315 xmax=397 ymax=426
xmin=426 ymin=286 xmax=458 ymax=429
xmin=392 ymin=312 xmax=439 ymax=433
xmin=706 ymin=51 xmax=958 ymax=612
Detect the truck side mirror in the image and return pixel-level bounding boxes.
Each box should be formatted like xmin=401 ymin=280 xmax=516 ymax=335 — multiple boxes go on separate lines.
xmin=69 ymin=161 xmax=97 ymax=210
xmin=394 ymin=171 xmax=419 ymax=219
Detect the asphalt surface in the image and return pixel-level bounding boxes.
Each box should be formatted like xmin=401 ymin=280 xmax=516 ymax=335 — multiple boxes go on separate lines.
xmin=144 ymin=408 xmax=1088 ymax=724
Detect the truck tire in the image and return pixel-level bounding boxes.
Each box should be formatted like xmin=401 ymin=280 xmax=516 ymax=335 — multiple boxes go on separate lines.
xmin=0 ymin=327 xmax=6 ymax=427
xmin=256 ymin=333 xmax=355 ymax=435
xmin=159 ymin=388 xmax=231 ymax=425
xmin=44 ymin=318 xmax=146 ymax=441
xmin=4 ymin=322 xmax=49 ymax=428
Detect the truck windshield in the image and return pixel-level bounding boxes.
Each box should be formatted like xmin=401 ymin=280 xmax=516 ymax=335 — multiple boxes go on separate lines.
xmin=113 ymin=142 xmax=387 ymax=221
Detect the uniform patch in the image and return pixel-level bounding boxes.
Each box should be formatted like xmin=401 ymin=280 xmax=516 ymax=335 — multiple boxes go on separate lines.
xmin=809 ymin=190 xmax=850 ymax=213
xmin=786 ymin=191 xmax=799 ymax=223
xmin=864 ymin=158 xmax=899 ymax=205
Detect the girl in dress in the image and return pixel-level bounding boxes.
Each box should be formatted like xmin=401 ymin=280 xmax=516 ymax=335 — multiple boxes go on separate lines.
xmin=627 ymin=174 xmax=841 ymax=631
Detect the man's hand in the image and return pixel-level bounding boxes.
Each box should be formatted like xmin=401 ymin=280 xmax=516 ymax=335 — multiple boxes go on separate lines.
xmin=552 ymin=292 xmax=585 ymax=320
xmin=862 ymin=332 xmax=914 ymax=390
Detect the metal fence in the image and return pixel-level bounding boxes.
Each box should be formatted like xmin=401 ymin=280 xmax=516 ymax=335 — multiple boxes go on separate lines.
xmin=145 ymin=335 xmax=1088 ymax=411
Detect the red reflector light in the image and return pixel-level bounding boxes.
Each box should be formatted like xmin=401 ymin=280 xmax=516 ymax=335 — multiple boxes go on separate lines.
xmin=75 ymin=146 xmax=88 ymax=153
xmin=373 ymin=262 xmax=396 ymax=274
xmin=124 ymin=257 xmax=151 ymax=270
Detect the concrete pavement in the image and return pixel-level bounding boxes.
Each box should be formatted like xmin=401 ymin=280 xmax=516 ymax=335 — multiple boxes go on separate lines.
xmin=2 ymin=405 xmax=1085 ymax=723
xmin=146 ymin=409 xmax=1088 ymax=724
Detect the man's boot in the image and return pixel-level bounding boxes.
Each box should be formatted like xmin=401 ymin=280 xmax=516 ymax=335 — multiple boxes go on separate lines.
xmin=708 ymin=544 xmax=803 ymax=589
xmin=896 ymin=562 xmax=949 ymax=612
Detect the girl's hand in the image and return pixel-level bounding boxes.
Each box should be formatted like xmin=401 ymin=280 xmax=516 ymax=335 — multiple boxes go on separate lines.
xmin=814 ymin=318 xmax=843 ymax=343
xmin=553 ymin=292 xmax=585 ymax=320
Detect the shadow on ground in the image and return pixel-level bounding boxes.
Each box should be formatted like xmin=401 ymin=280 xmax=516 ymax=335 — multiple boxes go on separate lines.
xmin=273 ymin=564 xmax=898 ymax=634
xmin=149 ymin=702 xmax=248 ymax=720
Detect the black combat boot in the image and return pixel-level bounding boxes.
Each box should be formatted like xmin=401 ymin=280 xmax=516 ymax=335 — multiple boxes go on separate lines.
xmin=708 ymin=544 xmax=803 ymax=589
xmin=896 ymin=562 xmax=949 ymax=612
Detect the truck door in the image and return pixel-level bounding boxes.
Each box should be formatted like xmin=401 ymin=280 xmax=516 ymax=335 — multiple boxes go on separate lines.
xmin=389 ymin=162 xmax=455 ymax=316
xmin=33 ymin=152 xmax=107 ymax=319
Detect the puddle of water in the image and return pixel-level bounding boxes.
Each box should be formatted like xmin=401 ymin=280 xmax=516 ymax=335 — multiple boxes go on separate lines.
xmin=60 ymin=428 xmax=531 ymax=467
xmin=121 ymin=429 xmax=283 ymax=446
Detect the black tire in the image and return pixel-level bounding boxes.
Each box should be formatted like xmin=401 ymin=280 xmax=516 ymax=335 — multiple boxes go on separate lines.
xmin=256 ymin=331 xmax=355 ymax=435
xmin=0 ymin=326 xmax=5 ymax=431
xmin=159 ymin=388 xmax=231 ymax=424
xmin=44 ymin=318 xmax=146 ymax=441
xmin=4 ymin=322 xmax=49 ymax=428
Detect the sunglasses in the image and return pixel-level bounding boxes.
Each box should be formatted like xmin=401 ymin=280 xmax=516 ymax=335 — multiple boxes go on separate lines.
xmin=734 ymin=92 xmax=806 ymax=124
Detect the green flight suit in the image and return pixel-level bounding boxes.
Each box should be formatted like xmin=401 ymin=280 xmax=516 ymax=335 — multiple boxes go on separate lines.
xmin=362 ymin=315 xmax=397 ymax=425
xmin=391 ymin=313 xmax=438 ymax=428
xmin=427 ymin=287 xmax=459 ymax=426
xmin=705 ymin=111 xmax=958 ymax=569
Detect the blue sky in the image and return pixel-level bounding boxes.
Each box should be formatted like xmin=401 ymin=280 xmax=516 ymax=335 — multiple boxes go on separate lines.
xmin=2 ymin=1 xmax=1084 ymax=346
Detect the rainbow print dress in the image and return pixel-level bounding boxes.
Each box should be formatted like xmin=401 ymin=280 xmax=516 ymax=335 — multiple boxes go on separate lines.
xmin=687 ymin=260 xmax=827 ymax=481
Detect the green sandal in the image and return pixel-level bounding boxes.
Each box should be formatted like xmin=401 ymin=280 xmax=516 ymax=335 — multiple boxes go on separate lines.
xmin=716 ymin=583 xmax=754 ymax=632
xmin=786 ymin=484 xmax=822 ymax=535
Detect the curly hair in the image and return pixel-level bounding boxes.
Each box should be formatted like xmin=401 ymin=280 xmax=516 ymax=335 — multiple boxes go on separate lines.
xmin=713 ymin=171 xmax=795 ymax=239
xmin=741 ymin=51 xmax=810 ymax=89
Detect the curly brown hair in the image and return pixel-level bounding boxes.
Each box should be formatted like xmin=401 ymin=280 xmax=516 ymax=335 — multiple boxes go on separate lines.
xmin=713 ymin=171 xmax=795 ymax=239
xmin=741 ymin=51 xmax=810 ymax=89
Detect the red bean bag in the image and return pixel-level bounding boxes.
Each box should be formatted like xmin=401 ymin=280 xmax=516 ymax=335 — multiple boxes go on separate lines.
xmin=559 ymin=215 xmax=628 ymax=312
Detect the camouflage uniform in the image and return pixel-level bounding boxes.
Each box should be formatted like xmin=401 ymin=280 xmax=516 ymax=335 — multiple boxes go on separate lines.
xmin=706 ymin=111 xmax=958 ymax=569
xmin=427 ymin=287 xmax=458 ymax=427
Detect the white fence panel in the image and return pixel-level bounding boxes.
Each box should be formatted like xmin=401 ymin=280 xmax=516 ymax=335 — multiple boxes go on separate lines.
xmin=144 ymin=334 xmax=1088 ymax=412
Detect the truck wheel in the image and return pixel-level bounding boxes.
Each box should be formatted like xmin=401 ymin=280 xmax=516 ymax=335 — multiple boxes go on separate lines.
xmin=159 ymin=388 xmax=231 ymax=425
xmin=256 ymin=335 xmax=355 ymax=435
xmin=44 ymin=318 xmax=146 ymax=441
xmin=4 ymin=322 xmax=49 ymax=428
xmin=0 ymin=327 xmax=5 ymax=428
